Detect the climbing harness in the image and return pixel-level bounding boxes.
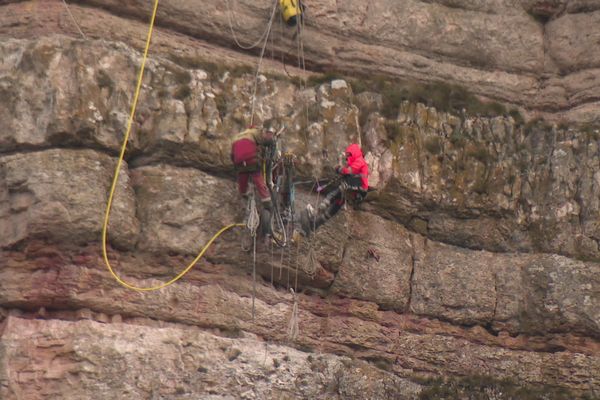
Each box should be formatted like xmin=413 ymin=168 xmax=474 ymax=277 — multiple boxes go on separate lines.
xmin=262 ymin=128 xmax=296 ymax=248
xmin=101 ymin=0 xmax=244 ymax=292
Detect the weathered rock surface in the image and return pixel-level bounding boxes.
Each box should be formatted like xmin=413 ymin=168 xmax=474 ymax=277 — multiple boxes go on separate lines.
xmin=412 ymin=238 xmax=600 ymax=338
xmin=0 ymin=316 xmax=423 ymax=400
xmin=1 ymin=247 xmax=599 ymax=397
xmin=2 ymin=36 xmax=599 ymax=262
xmin=1 ymin=0 xmax=600 ymax=121
xmin=1 ymin=7 xmax=599 ymax=399
xmin=330 ymin=212 xmax=414 ymax=311
xmin=546 ymin=10 xmax=600 ymax=73
xmin=0 ymin=149 xmax=138 ymax=250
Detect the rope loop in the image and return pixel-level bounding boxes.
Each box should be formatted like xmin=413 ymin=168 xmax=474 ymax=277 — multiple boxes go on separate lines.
xmin=101 ymin=0 xmax=244 ymax=291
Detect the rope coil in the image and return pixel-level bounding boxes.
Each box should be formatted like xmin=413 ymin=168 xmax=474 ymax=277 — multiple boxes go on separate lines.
xmin=225 ymin=0 xmax=274 ymax=50
xmin=306 ymin=246 xmax=318 ymax=279
xmin=101 ymin=0 xmax=243 ymax=291
xmin=246 ymin=195 xmax=260 ymax=237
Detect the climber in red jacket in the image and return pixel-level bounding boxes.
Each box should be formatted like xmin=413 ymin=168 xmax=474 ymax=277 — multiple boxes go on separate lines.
xmin=231 ymin=126 xmax=275 ymax=238
xmin=231 ymin=127 xmax=274 ymax=201
xmin=338 ymin=143 xmax=369 ymax=190
xmin=300 ymin=143 xmax=369 ymax=235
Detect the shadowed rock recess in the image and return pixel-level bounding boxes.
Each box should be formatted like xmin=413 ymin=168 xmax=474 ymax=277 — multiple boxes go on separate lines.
xmin=0 ymin=2 xmax=599 ymax=399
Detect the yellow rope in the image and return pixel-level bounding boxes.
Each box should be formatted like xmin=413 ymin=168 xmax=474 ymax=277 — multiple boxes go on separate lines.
xmin=101 ymin=0 xmax=243 ymax=291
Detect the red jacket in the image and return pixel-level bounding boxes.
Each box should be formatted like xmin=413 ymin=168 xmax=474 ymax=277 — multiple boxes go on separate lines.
xmin=231 ymin=128 xmax=274 ymax=166
xmin=341 ymin=143 xmax=369 ymax=190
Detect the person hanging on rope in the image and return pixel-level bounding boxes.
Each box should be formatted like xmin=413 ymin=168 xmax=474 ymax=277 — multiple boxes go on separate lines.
xmin=279 ymin=0 xmax=304 ymax=27
xmin=299 ymin=143 xmax=369 ymax=236
xmin=231 ymin=125 xmax=276 ymax=238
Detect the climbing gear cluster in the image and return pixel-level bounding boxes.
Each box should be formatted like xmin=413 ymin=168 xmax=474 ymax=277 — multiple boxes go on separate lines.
xmin=263 ymin=131 xmax=296 ymax=248
xmin=101 ymin=0 xmax=373 ymax=319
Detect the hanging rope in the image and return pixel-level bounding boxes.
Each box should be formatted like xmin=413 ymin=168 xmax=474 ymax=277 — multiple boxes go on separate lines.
xmin=270 ymin=235 xmax=275 ymax=286
xmin=249 ymin=0 xmax=279 ymax=125
xmin=279 ymin=245 xmax=285 ymax=280
xmin=306 ymin=246 xmax=318 ymax=280
xmin=225 ymin=0 xmax=273 ymax=50
xmin=303 ymin=177 xmax=321 ymax=280
xmin=354 ymin=112 xmax=363 ymax=148
xmin=246 ymin=195 xmax=260 ymax=237
xmin=252 ymin=229 xmax=257 ymax=321
xmin=287 ymin=288 xmax=299 ymax=341
xmin=294 ymin=237 xmax=300 ymax=290
xmin=61 ymin=0 xmax=86 ymax=39
xmin=101 ymin=0 xmax=244 ymax=291
xmin=243 ymin=193 xmax=261 ymax=320
xmin=288 ymin=8 xmax=322 ymax=285
xmin=296 ymin=2 xmax=307 ymax=76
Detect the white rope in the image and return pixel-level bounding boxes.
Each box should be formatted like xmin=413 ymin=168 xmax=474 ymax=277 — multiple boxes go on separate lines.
xmin=303 ymin=178 xmax=321 ymax=279
xmin=252 ymin=230 xmax=257 ymax=321
xmin=242 ymin=193 xmax=260 ymax=321
xmin=306 ymin=246 xmax=318 ymax=279
xmin=270 ymin=235 xmax=275 ymax=286
xmin=249 ymin=0 xmax=279 ymax=125
xmin=287 ymin=288 xmax=299 ymax=341
xmin=225 ymin=0 xmax=273 ymax=50
xmin=247 ymin=195 xmax=260 ymax=237
xmin=61 ymin=0 xmax=86 ymax=39
xmin=354 ymin=113 xmax=362 ymax=148
xmin=279 ymin=245 xmax=285 ymax=280
xmin=294 ymin=220 xmax=300 ymax=290
xmin=296 ymin=2 xmax=306 ymax=75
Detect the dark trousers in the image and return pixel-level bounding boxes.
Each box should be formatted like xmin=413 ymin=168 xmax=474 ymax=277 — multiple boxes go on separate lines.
xmin=303 ymin=186 xmax=344 ymax=233
xmin=305 ymin=183 xmax=366 ymax=233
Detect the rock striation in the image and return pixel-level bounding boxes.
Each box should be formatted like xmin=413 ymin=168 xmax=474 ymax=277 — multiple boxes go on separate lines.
xmin=0 ymin=0 xmax=600 ymax=122
xmin=0 ymin=4 xmax=599 ymax=399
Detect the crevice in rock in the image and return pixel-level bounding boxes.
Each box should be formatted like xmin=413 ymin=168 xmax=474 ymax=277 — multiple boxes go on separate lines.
xmin=416 ymin=0 xmax=497 ymax=14
xmin=0 ymin=143 xmax=239 ymax=189
xmin=0 ymin=143 xmax=119 ymax=159
xmin=127 ymin=153 xmax=234 ymax=180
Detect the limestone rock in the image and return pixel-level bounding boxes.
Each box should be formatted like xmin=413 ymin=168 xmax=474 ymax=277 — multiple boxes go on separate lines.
xmin=131 ymin=164 xmax=238 ymax=255
xmin=1 ymin=253 xmax=598 ymax=395
xmin=0 ymin=149 xmax=138 ymax=250
xmin=0 ymin=316 xmax=422 ymax=400
xmin=546 ymin=11 xmax=600 ymax=73
xmin=331 ymin=211 xmax=414 ymax=311
xmin=0 ymin=14 xmax=599 ymax=398
xmin=411 ymin=238 xmax=496 ymax=325
xmin=2 ymin=1 xmax=600 ymax=120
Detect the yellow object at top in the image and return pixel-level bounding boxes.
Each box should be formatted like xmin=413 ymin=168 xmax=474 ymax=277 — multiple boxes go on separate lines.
xmin=279 ymin=0 xmax=302 ymax=23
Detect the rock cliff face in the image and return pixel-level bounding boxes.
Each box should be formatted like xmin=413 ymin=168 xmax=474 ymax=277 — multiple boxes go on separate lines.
xmin=0 ymin=1 xmax=599 ymax=399
xmin=2 ymin=0 xmax=600 ymax=123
